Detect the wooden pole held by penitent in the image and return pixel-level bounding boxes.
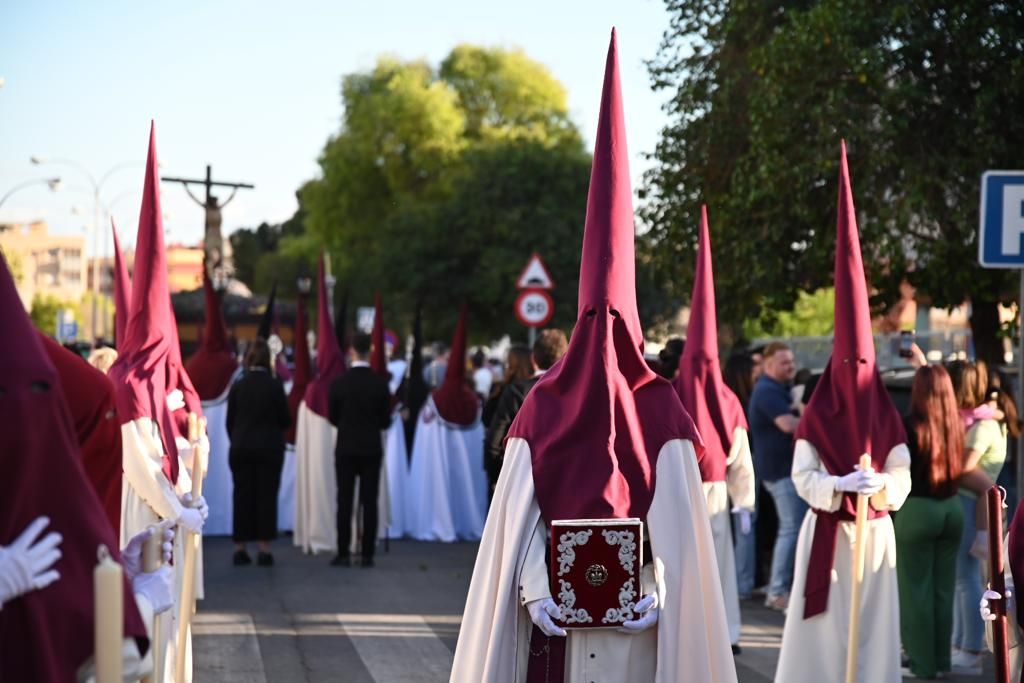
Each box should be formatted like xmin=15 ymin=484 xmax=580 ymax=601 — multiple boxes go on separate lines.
xmin=845 ymin=453 xmax=873 ymax=683
xmin=174 ymin=413 xmax=206 ymax=683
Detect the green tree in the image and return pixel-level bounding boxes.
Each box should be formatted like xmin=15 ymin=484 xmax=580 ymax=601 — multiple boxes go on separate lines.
xmin=301 ymin=46 xmax=591 ymax=340
xmin=230 ymin=190 xmax=309 ymax=295
xmin=643 ymin=1 xmax=1024 ymax=363
xmin=30 ymin=294 xmax=80 ymax=337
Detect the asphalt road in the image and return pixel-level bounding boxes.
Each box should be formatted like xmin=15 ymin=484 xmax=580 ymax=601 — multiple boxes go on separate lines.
xmin=193 ymin=536 xmax=993 ymax=682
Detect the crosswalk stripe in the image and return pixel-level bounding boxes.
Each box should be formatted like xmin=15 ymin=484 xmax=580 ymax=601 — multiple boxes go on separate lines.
xmin=192 ymin=612 xmax=268 ymax=683
xmin=337 ymin=613 xmax=457 ymax=682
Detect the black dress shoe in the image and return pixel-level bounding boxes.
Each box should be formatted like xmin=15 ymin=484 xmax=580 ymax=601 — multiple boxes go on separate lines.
xmin=233 ymin=550 xmax=252 ymax=566
xmin=257 ymin=552 xmax=274 ymax=567
xmin=731 ymin=644 xmax=742 ymax=655
xmin=360 ymin=557 xmax=375 ymax=568
xmin=330 ymin=554 xmax=351 ymax=567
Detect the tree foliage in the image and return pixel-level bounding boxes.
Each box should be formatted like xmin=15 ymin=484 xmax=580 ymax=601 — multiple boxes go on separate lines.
xmin=643 ymin=1 xmax=1024 ymax=362
xmin=300 ymin=45 xmax=592 ymax=340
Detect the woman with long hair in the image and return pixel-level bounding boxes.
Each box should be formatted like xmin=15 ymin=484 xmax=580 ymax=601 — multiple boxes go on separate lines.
xmin=481 ymin=346 xmax=533 ymax=427
xmin=895 ymin=365 xmax=965 ymax=679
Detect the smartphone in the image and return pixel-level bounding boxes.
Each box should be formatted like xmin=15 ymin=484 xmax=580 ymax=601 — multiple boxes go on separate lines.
xmin=898 ymin=330 xmax=915 ymax=359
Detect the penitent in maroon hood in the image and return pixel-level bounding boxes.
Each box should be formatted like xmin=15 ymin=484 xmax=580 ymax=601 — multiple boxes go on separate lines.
xmin=507 ymin=29 xmax=701 ymax=525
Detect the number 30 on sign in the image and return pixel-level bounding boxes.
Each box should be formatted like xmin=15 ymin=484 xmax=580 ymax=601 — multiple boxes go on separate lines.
xmin=515 ymin=289 xmax=554 ymax=328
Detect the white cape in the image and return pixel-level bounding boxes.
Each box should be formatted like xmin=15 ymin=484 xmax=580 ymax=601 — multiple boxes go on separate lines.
xmin=198 ymin=388 xmax=233 ymax=536
xmin=704 ymin=426 xmax=755 ymax=645
xmin=293 ymin=401 xmax=338 ymax=554
xmin=450 ymin=437 xmax=737 ymax=682
xmin=405 ymin=397 xmax=487 ymax=542
xmin=775 ymin=439 xmax=911 ymax=683
xmin=277 ymin=443 xmax=296 ymax=532
xmin=383 ymin=411 xmax=409 ymax=538
xmin=120 ymin=416 xmax=198 ymax=683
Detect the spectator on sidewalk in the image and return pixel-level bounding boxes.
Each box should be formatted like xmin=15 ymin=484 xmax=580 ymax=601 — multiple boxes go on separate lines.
xmin=896 ymin=365 xmax=964 ymax=679
xmin=748 ymin=341 xmax=804 ymax=611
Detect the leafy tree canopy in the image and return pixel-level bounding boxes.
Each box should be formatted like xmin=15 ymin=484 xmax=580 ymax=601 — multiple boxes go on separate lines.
xmin=642 ymin=0 xmax=1024 ymax=362
xmin=300 ymin=45 xmax=591 ymax=339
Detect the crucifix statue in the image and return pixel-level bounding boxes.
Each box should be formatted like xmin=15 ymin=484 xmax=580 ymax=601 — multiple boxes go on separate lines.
xmin=162 ymin=165 xmax=254 ymax=280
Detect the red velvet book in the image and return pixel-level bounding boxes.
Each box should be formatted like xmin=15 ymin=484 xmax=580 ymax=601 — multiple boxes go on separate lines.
xmin=549 ymin=518 xmax=644 ymax=629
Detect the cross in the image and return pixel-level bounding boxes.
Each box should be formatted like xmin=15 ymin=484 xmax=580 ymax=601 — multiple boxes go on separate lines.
xmin=162 ymin=165 xmax=254 ymax=278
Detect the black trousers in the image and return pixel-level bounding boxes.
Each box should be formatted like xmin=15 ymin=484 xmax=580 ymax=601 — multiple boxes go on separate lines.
xmin=230 ymin=448 xmax=284 ymax=542
xmin=335 ymin=453 xmax=382 ymax=559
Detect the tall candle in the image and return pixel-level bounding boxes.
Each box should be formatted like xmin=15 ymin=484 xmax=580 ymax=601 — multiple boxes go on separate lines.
xmin=94 ymin=545 xmax=123 ymax=683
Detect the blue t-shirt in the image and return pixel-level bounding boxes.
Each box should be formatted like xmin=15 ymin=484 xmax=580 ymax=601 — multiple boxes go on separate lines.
xmin=748 ymin=375 xmax=796 ymax=482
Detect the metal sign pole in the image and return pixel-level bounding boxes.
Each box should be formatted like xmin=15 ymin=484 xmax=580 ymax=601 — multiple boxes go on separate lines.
xmin=528 ymin=326 xmax=537 ymax=349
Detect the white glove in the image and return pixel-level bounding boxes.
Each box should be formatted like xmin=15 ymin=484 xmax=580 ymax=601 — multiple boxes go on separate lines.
xmin=526 ymin=597 xmax=567 ymax=637
xmin=981 ymin=588 xmax=1014 ymax=622
xmin=0 ymin=517 xmax=62 ymax=606
xmin=732 ymin=507 xmax=752 ymax=535
xmin=132 ymin=566 xmax=174 ymax=615
xmin=834 ymin=465 xmax=884 ymax=495
xmin=620 ymin=593 xmax=660 ymax=633
xmin=121 ymin=520 xmax=175 ymax=581
xmin=178 ymin=507 xmax=205 ymax=535
xmin=166 ymin=389 xmax=185 ymax=412
xmin=181 ymin=493 xmax=209 ymax=522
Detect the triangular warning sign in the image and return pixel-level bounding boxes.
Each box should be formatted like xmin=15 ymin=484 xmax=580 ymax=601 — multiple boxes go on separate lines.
xmin=516 ymin=253 xmax=555 ymax=290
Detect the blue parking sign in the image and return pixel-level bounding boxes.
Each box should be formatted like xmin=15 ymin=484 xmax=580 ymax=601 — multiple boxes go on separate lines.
xmin=980 ymin=171 xmax=1024 ymax=267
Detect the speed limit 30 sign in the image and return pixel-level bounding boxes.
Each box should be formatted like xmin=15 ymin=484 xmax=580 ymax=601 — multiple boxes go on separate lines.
xmin=515 ymin=289 xmax=554 ymax=328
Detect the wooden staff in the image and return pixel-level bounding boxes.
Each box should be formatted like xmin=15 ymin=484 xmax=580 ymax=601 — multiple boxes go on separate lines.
xmin=988 ymin=486 xmax=1010 ymax=683
xmin=174 ymin=413 xmax=206 ymax=683
xmin=141 ymin=526 xmax=164 ymax=683
xmin=845 ymin=454 xmax=873 ymax=683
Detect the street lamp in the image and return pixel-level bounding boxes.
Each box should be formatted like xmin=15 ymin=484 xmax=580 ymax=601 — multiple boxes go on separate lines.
xmin=31 ymin=156 xmax=143 ymax=342
xmin=0 ymin=177 xmax=62 ymax=211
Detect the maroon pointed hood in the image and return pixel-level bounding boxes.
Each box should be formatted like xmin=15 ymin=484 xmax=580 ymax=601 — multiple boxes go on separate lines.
xmin=111 ymin=219 xmax=131 ymax=348
xmin=0 ymin=252 xmax=148 ymax=680
xmin=508 ymin=30 xmax=701 ymax=523
xmin=370 ymin=292 xmax=388 ymax=377
xmin=287 ymin=288 xmax=312 ymax=444
xmin=185 ymin=271 xmax=238 ymax=400
xmin=674 ymin=205 xmax=747 ymax=483
xmin=432 ymin=305 xmax=478 ymax=425
xmin=797 ymin=141 xmax=906 ymax=619
xmin=38 ymin=332 xmax=123 ymax=535
xmin=108 ymin=123 xmax=184 ymax=482
xmin=303 ymin=252 xmax=346 ymax=417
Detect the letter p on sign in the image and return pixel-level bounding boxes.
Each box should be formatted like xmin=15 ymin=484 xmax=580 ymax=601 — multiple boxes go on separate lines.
xmin=979 ymin=171 xmax=1024 ymax=268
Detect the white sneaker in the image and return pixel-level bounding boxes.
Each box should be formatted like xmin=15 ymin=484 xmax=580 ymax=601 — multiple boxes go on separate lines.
xmin=950 ymin=649 xmax=982 ymax=676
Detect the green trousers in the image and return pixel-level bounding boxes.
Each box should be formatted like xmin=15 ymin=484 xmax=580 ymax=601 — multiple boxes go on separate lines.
xmin=895 ymin=495 xmax=964 ymax=678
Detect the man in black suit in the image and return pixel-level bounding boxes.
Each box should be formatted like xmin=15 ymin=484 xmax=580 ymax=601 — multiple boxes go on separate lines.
xmin=327 ymin=332 xmax=392 ymax=567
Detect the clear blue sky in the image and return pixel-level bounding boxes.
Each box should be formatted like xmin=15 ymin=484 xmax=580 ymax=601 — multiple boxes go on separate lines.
xmin=0 ymin=0 xmax=673 ymax=255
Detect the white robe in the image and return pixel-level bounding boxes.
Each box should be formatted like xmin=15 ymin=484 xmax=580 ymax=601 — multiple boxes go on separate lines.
xmin=450 ymin=437 xmax=737 ymax=682
xmin=277 ymin=444 xmax=297 ymax=532
xmin=198 ymin=376 xmax=236 ymax=536
xmin=120 ymin=417 xmax=199 ymax=683
xmin=703 ymin=426 xmax=755 ymax=646
xmin=775 ymin=439 xmax=911 ymax=683
xmin=383 ymin=411 xmax=410 ymax=538
xmin=405 ymin=397 xmax=488 ymax=542
xmin=293 ymin=401 xmax=337 ymax=554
